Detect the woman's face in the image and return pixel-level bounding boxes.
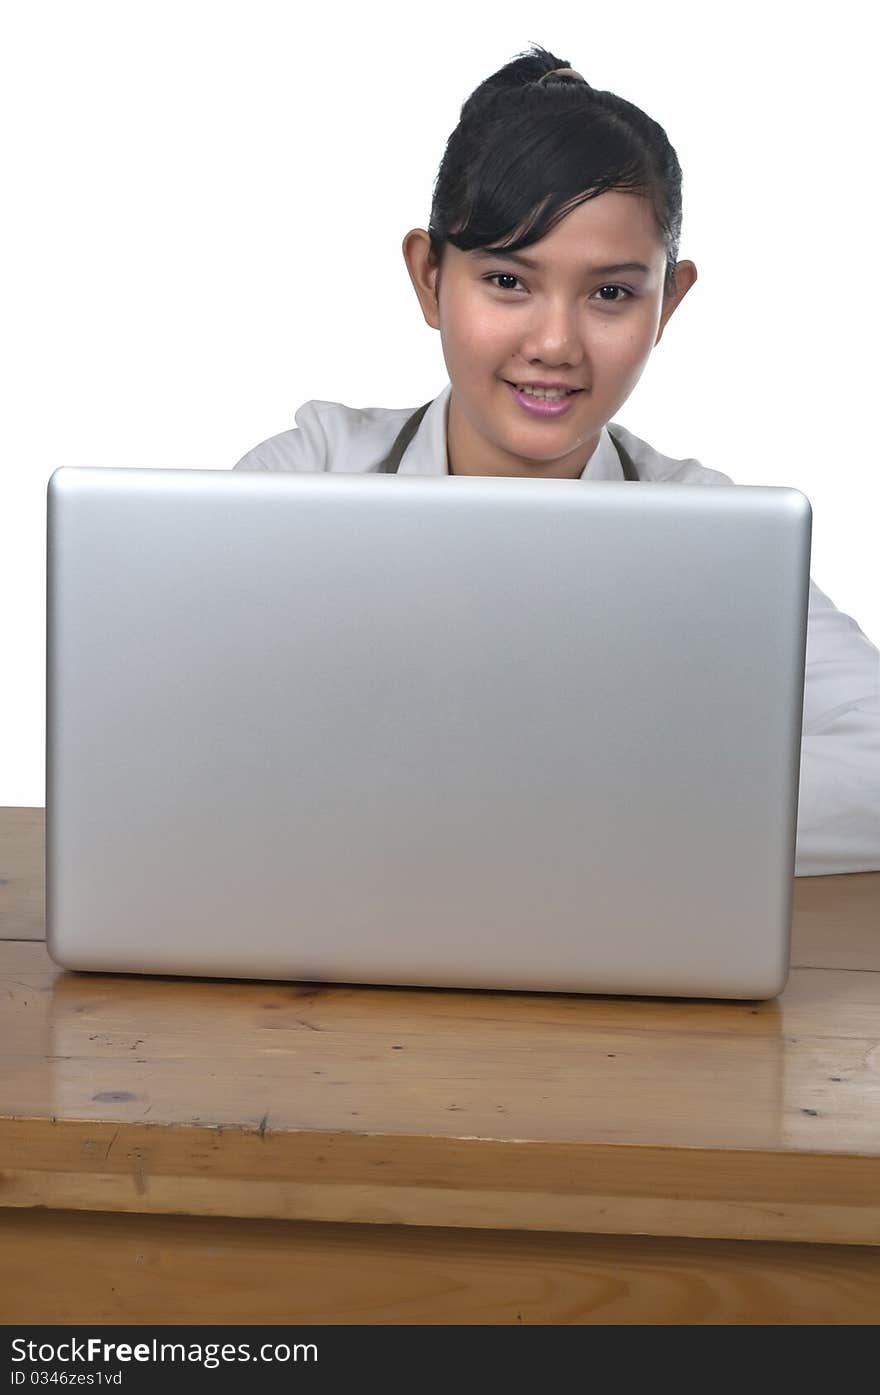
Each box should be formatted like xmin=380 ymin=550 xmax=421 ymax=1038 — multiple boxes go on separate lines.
xmin=403 ymin=191 xmax=697 ymax=477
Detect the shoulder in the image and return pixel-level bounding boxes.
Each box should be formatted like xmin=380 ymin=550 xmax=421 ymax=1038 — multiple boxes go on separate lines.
xmin=233 ymin=398 xmax=416 ymax=473
xmin=608 ymin=420 xmax=735 ymax=486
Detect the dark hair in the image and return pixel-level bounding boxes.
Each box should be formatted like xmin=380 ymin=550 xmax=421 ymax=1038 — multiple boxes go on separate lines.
xmin=428 ymin=43 xmax=684 ymax=298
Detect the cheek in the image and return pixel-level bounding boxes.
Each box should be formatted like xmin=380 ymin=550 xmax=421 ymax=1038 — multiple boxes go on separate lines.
xmin=596 ymin=317 xmax=657 ymax=375
xmin=442 ymin=290 xmax=509 ymax=356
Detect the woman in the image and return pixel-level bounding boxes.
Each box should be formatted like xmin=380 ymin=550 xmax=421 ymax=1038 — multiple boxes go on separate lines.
xmin=234 ymin=43 xmax=880 ymax=877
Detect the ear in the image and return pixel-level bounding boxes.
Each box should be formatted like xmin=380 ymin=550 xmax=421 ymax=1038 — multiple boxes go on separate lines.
xmin=654 ymin=260 xmax=697 ymax=345
xmin=402 ymin=228 xmax=442 ymax=331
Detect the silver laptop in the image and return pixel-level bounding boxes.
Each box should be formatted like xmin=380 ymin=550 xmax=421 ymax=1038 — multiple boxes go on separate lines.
xmin=45 ymin=466 xmax=811 ymax=1000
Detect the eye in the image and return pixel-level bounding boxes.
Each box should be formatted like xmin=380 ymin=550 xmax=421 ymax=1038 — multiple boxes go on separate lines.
xmin=483 ymin=274 xmax=634 ymax=303
xmin=594 ymin=285 xmax=633 ymax=303
xmin=484 ymin=273 xmax=524 ymax=292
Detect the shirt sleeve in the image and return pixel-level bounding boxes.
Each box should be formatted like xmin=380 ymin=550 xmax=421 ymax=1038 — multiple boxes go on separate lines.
xmin=794 ymin=579 xmax=880 ymax=875
xmin=232 ymin=401 xmax=330 ymax=472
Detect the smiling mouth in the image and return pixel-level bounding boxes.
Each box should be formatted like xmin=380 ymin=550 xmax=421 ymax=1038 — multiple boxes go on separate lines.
xmin=503 ymin=380 xmax=584 ymax=395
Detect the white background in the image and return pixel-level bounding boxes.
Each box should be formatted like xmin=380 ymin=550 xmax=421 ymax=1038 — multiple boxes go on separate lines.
xmin=1 ymin=0 xmax=877 ymax=806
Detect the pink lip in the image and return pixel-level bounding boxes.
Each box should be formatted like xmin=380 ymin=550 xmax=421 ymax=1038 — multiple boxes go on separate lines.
xmin=504 ymin=381 xmax=580 ymax=417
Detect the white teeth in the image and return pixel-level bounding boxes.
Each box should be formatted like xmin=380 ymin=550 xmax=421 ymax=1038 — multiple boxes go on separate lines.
xmin=516 ymin=384 xmax=571 ymax=400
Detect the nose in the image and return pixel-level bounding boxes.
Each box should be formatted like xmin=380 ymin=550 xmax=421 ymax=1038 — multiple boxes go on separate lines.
xmin=520 ymin=299 xmax=586 ymax=367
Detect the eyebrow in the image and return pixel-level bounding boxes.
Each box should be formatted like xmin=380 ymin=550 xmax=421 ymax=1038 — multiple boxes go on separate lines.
xmin=471 ymin=249 xmax=653 ymax=276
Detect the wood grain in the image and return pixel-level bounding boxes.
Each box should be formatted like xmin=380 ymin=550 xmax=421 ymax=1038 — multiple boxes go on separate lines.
xmin=0 ymin=807 xmax=44 ymax=940
xmin=791 ymin=872 xmax=880 ymax=970
xmin=3 ymin=1117 xmax=880 ymax=1245
xmin=3 ymin=935 xmax=880 ymax=1244
xmin=2 ymin=1209 xmax=878 ymax=1325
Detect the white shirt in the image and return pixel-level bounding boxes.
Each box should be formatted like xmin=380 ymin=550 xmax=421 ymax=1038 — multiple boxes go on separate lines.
xmin=234 ymin=381 xmax=880 ymax=877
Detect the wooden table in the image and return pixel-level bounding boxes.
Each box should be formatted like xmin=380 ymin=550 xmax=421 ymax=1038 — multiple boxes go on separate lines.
xmin=2 ymin=806 xmax=879 ymax=1324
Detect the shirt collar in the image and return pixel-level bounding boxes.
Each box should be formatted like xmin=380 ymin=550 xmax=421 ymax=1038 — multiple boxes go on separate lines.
xmin=398 ymin=381 xmax=623 ymax=480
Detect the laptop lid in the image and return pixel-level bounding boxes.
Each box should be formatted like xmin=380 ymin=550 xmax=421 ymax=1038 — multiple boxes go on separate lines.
xmin=46 ymin=467 xmax=811 ymax=999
